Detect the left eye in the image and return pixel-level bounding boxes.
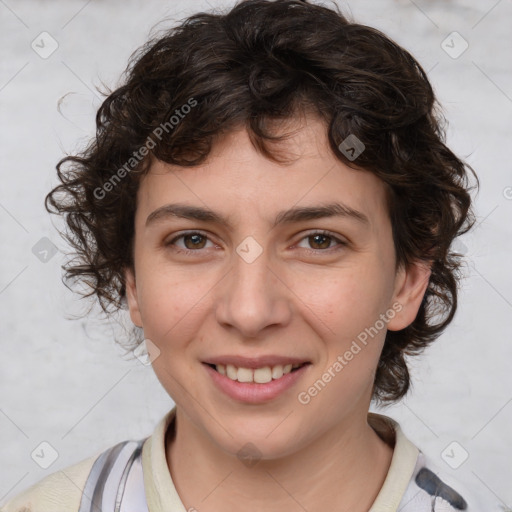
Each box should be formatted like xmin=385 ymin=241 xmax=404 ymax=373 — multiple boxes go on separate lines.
xmin=295 ymin=231 xmax=346 ymax=251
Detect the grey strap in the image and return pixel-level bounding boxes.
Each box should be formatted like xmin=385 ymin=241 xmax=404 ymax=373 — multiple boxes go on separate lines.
xmin=115 ymin=443 xmax=143 ymax=512
xmin=78 ymin=438 xmax=147 ymax=512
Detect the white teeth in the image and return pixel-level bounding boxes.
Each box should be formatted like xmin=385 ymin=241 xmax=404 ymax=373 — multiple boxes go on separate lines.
xmin=254 ymin=366 xmax=272 ymax=384
xmin=237 ymin=367 xmax=253 ymax=383
xmin=213 ymin=362 xmax=306 ymax=383
xmin=271 ymin=365 xmax=283 ymax=379
xmin=226 ymin=364 xmax=237 ymax=380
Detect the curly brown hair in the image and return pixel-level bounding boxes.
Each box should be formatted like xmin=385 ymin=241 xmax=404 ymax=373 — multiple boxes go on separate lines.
xmin=45 ymin=0 xmax=478 ymax=403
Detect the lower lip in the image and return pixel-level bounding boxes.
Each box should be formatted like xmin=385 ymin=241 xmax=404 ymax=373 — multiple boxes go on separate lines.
xmin=203 ymin=363 xmax=311 ymax=404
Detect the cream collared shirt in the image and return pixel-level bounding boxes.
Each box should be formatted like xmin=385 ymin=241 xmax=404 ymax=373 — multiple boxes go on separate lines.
xmin=0 ymin=407 xmax=491 ymax=511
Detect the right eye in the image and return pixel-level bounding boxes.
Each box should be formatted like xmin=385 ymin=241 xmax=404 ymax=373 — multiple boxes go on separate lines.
xmin=165 ymin=231 xmax=217 ymax=254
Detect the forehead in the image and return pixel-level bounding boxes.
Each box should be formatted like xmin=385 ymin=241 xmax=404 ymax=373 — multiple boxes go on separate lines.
xmin=137 ymin=118 xmax=390 ymax=233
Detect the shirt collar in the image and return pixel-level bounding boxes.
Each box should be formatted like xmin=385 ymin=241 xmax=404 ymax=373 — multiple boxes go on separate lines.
xmin=367 ymin=413 xmax=420 ymax=511
xmin=142 ymin=407 xmax=419 ymax=512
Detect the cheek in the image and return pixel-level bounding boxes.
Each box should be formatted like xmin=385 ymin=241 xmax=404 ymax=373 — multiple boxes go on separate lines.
xmin=296 ymin=271 xmax=389 ymax=406
xmin=136 ymin=267 xmax=215 ymax=345
xmin=293 ymin=263 xmax=392 ymax=341
xmin=136 ymin=269 xmax=215 ymax=399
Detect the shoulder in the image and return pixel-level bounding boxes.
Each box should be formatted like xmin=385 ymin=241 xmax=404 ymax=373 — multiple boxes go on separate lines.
xmin=0 ymin=451 xmax=100 ymax=512
xmin=368 ymin=413 xmax=502 ymax=512
xmin=399 ymin=451 xmax=502 ymax=511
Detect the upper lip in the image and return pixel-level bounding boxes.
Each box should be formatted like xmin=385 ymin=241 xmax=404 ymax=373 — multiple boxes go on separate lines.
xmin=203 ymin=355 xmax=311 ymax=369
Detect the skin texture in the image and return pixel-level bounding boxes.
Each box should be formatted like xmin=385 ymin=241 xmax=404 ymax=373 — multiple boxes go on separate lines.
xmin=125 ymin=116 xmax=431 ymax=511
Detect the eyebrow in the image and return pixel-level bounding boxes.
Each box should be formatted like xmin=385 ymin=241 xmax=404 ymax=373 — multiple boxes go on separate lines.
xmin=145 ymin=201 xmax=370 ymax=229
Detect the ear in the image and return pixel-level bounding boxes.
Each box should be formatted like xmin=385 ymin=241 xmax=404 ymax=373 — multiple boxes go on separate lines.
xmin=387 ymin=260 xmax=432 ymax=331
xmin=124 ymin=267 xmax=143 ymax=328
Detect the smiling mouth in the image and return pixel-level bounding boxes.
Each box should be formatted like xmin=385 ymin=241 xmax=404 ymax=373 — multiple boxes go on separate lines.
xmin=205 ymin=362 xmax=310 ymax=384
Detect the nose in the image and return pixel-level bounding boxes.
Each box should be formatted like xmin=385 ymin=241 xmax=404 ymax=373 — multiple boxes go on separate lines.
xmin=214 ymin=242 xmax=293 ymax=339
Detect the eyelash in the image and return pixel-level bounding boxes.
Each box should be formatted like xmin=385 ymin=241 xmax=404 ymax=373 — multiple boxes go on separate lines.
xmin=165 ymin=230 xmax=347 ymax=256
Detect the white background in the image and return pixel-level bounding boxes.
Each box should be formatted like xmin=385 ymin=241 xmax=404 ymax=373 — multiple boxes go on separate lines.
xmin=0 ymin=0 xmax=511 ymax=508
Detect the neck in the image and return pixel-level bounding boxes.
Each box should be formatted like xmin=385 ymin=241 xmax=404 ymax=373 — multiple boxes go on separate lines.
xmin=166 ymin=408 xmax=394 ymax=512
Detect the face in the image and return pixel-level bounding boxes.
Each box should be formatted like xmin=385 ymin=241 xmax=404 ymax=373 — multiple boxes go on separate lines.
xmin=125 ymin=116 xmax=430 ymax=459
